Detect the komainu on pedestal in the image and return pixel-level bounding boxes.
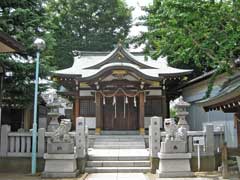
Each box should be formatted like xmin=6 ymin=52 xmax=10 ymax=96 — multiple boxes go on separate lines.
xmin=42 ymin=119 xmax=79 ymax=178
xmin=156 ymin=118 xmax=194 ymax=178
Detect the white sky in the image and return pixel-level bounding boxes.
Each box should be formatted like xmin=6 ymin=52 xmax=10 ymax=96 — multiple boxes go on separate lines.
xmin=125 ymin=0 xmax=153 ymax=51
xmin=125 ymin=0 xmax=153 ymax=37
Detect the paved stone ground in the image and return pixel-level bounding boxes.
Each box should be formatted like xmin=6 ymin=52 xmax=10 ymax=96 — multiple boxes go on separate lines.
xmin=85 ymin=173 xmax=147 ymax=180
xmin=0 ymin=172 xmax=239 ymax=180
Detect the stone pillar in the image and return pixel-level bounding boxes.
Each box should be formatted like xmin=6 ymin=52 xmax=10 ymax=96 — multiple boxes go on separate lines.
xmin=0 ymin=125 xmax=10 ymax=156
xmin=38 ymin=128 xmax=46 ymax=157
xmin=95 ymin=92 xmax=102 ymax=135
xmin=149 ymin=116 xmax=162 ymax=173
xmin=76 ymin=117 xmax=86 ymax=158
xmin=204 ymin=124 xmax=214 ymax=156
xmin=139 ymin=91 xmax=145 ymax=135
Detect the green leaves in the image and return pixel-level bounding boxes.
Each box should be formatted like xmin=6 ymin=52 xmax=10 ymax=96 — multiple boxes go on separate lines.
xmin=46 ymin=0 xmax=132 ymax=69
xmin=141 ymin=0 xmax=240 ymax=76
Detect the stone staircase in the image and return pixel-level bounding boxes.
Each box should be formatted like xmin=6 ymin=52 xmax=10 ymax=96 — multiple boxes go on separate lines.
xmin=93 ymin=135 xmax=146 ymax=149
xmin=86 ymin=135 xmax=151 ymax=173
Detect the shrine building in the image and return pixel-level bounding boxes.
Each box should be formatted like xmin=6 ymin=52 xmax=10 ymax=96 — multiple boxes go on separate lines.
xmin=53 ymin=44 xmax=192 ymax=134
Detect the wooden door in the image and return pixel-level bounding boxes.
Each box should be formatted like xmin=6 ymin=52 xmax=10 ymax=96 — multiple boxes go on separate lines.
xmin=103 ymin=96 xmax=138 ymax=130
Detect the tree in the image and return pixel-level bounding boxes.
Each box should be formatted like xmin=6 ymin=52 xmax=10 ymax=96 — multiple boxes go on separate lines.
xmin=46 ymin=0 xmax=132 ymax=69
xmin=0 ymin=0 xmax=52 ymax=107
xmin=140 ymin=0 xmax=240 ymax=77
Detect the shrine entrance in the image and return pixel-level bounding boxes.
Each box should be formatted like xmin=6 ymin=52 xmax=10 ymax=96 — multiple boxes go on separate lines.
xmin=103 ymin=95 xmax=138 ymax=130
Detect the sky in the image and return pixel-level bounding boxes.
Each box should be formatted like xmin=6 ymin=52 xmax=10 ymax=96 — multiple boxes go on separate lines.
xmin=125 ymin=0 xmax=153 ymax=51
xmin=125 ymin=0 xmax=153 ymax=37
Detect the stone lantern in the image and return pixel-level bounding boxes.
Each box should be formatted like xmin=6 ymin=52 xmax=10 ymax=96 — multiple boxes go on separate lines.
xmin=47 ymin=102 xmax=61 ymax=132
xmin=175 ymin=96 xmax=190 ymax=131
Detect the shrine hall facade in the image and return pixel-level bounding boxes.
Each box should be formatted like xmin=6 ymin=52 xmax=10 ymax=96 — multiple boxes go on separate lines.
xmin=53 ymin=45 xmax=192 ymax=134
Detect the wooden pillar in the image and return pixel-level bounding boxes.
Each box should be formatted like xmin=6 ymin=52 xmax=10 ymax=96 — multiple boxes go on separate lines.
xmin=73 ymin=81 xmax=80 ymax=129
xmin=95 ymin=91 xmax=102 ymax=134
xmin=161 ymin=79 xmax=167 ymax=119
xmin=139 ymin=91 xmax=145 ymax=135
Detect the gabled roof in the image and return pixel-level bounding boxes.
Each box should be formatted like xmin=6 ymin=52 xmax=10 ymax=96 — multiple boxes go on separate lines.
xmin=54 ymin=44 xmax=192 ymax=81
xmin=198 ymin=73 xmax=240 ymax=112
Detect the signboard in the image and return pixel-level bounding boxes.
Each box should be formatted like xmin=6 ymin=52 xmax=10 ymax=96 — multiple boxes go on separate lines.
xmin=193 ymin=136 xmax=205 ymax=146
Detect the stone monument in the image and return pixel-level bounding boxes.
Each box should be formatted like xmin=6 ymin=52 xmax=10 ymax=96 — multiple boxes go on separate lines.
xmin=156 ymin=118 xmax=193 ymax=178
xmin=42 ymin=119 xmax=79 ymax=178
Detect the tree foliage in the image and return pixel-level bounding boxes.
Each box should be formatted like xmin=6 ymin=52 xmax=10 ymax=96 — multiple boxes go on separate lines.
xmin=46 ymin=0 xmax=132 ymax=69
xmin=141 ymin=0 xmax=240 ymax=76
xmin=0 ymin=0 xmax=51 ymax=107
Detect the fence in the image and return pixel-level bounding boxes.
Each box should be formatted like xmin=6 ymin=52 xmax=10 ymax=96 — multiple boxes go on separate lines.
xmin=0 ymin=124 xmax=88 ymax=158
xmin=149 ymin=117 xmax=224 ymax=158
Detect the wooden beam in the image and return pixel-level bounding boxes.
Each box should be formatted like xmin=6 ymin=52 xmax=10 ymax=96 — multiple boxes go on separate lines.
xmin=73 ymin=81 xmax=80 ymax=129
xmin=95 ymin=91 xmax=103 ymax=134
xmin=139 ymin=91 xmax=145 ymax=135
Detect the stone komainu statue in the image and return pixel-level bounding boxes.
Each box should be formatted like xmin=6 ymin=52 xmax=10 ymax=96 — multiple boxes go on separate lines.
xmin=164 ymin=118 xmax=187 ymax=142
xmin=51 ymin=119 xmax=73 ymax=143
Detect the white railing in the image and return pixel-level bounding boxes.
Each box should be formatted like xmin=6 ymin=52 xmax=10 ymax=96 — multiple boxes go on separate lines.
xmin=7 ymin=132 xmax=32 ymax=157
xmin=0 ymin=123 xmax=88 ymax=158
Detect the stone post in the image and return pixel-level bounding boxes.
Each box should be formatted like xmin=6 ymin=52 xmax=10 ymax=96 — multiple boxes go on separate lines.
xmin=204 ymin=124 xmax=214 ymax=156
xmin=38 ymin=128 xmax=46 ymax=157
xmin=149 ymin=116 xmax=162 ymax=173
xmin=39 ymin=117 xmax=48 ymax=129
xmin=0 ymin=125 xmax=10 ymax=156
xmin=76 ymin=117 xmax=86 ymax=158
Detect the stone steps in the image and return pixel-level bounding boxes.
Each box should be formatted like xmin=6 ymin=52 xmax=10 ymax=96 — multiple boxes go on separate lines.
xmin=86 ymin=135 xmax=150 ymax=173
xmin=88 ymin=154 xmax=149 ymax=161
xmin=87 ymin=160 xmax=150 ymax=167
xmin=93 ymin=144 xmax=145 ymax=149
xmin=93 ymin=135 xmax=146 ymax=149
xmin=85 ymin=166 xmax=151 ymax=173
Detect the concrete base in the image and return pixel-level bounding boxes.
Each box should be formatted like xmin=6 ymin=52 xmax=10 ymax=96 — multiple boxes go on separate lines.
xmin=156 ymin=169 xmax=194 ymax=178
xmin=42 ymin=169 xmax=79 ymax=178
xmin=190 ymin=155 xmax=216 ymax=171
xmin=43 ymin=153 xmax=78 ymax=178
xmin=150 ymin=157 xmax=159 ymax=173
xmin=157 ymin=152 xmax=193 ymax=178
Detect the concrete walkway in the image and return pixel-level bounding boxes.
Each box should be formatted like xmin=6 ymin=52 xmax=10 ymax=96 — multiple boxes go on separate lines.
xmin=85 ymin=173 xmax=148 ymax=180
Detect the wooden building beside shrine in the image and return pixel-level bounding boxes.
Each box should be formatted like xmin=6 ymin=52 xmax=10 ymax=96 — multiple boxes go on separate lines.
xmin=182 ymin=70 xmax=240 ymax=147
xmin=53 ymin=44 xmax=192 ymax=134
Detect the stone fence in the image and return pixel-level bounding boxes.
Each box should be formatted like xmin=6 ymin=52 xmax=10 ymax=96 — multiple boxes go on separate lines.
xmin=0 ymin=117 xmax=88 ymax=158
xmin=149 ymin=117 xmax=224 ymax=158
xmin=149 ymin=116 xmax=225 ymax=172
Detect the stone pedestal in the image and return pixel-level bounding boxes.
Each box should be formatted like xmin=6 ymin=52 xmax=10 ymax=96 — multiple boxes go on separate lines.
xmin=157 ymin=152 xmax=193 ymax=178
xmin=157 ymin=140 xmax=193 ymax=178
xmin=42 ymin=153 xmax=79 ymax=178
xmin=47 ymin=142 xmax=74 ymax=154
xmin=160 ymin=140 xmax=186 ymax=153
